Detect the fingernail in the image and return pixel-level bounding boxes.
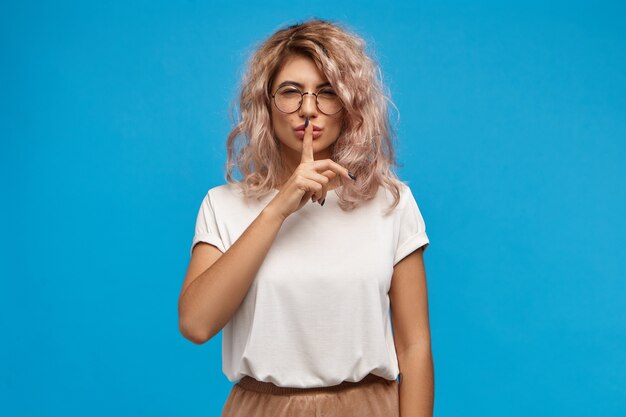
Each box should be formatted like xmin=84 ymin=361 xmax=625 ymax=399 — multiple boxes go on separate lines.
xmin=304 ymin=116 xmax=309 ymax=128
xmin=348 ymin=171 xmax=357 ymax=181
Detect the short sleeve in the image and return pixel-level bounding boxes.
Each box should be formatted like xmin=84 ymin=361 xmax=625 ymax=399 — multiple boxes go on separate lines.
xmin=190 ymin=191 xmax=226 ymax=256
xmin=393 ymin=185 xmax=430 ymax=265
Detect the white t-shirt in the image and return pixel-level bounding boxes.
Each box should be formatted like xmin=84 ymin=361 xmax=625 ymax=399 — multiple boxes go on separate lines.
xmin=190 ymin=181 xmax=430 ymax=388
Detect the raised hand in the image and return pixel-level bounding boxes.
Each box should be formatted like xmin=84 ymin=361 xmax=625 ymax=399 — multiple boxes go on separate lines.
xmin=267 ymin=116 xmax=356 ymax=220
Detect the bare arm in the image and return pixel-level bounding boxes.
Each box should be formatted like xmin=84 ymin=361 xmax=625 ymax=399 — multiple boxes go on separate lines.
xmin=178 ymin=118 xmax=353 ymax=345
xmin=178 ymin=205 xmax=285 ymax=344
xmin=390 ymin=247 xmax=434 ymax=417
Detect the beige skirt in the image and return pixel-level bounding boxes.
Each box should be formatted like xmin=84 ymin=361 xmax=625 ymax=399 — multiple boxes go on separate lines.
xmin=221 ymin=373 xmax=400 ymax=417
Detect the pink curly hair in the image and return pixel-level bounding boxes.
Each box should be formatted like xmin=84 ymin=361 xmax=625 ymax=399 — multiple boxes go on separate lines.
xmin=224 ymin=18 xmax=406 ymax=213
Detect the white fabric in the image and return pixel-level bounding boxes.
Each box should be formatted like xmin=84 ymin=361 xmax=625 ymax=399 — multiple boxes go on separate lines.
xmin=190 ymin=182 xmax=430 ymax=388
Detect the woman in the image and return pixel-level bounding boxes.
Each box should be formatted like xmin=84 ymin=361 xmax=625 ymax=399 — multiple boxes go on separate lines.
xmin=178 ymin=18 xmax=434 ymax=417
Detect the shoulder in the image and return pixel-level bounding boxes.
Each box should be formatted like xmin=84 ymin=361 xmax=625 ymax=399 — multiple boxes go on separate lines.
xmin=205 ymin=182 xmax=244 ymax=201
xmin=378 ymin=181 xmax=415 ymax=210
xmin=203 ymin=182 xmax=271 ymax=213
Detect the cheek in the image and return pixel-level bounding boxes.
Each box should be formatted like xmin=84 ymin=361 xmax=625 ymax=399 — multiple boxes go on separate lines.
xmin=271 ymin=114 xmax=294 ymax=141
xmin=271 ymin=110 xmax=287 ymax=127
xmin=328 ymin=119 xmax=344 ymax=137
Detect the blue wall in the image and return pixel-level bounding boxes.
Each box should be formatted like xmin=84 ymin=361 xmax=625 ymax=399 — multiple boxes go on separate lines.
xmin=2 ymin=1 xmax=624 ymax=416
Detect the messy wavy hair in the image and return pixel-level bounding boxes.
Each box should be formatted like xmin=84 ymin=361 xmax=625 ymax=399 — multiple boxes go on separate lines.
xmin=225 ymin=18 xmax=406 ymax=213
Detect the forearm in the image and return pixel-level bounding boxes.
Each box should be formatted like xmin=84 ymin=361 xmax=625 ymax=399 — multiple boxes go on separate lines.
xmin=397 ymin=345 xmax=434 ymax=417
xmin=179 ymin=206 xmax=285 ymax=342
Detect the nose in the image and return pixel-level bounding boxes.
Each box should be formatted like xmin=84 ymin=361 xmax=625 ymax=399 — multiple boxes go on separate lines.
xmin=298 ymin=93 xmax=318 ymax=117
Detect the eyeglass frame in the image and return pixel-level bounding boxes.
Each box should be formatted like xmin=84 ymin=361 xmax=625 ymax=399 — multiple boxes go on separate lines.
xmin=270 ymin=85 xmax=344 ymax=115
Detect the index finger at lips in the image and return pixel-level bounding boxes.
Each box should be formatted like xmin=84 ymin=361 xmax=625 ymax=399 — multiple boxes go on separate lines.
xmin=300 ymin=116 xmax=314 ymax=163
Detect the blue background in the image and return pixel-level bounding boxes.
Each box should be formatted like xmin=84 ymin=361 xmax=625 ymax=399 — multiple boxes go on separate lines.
xmin=2 ymin=1 xmax=625 ymax=416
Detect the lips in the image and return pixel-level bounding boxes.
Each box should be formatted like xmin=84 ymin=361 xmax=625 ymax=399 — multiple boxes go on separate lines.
xmin=294 ymin=130 xmax=322 ymax=139
xmin=294 ymin=124 xmax=323 ymax=131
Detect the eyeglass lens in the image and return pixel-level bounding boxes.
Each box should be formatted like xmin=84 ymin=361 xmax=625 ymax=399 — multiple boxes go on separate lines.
xmin=274 ymin=86 xmax=343 ymax=115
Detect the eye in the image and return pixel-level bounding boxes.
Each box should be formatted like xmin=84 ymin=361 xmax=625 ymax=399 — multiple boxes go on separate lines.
xmin=318 ymin=89 xmax=337 ymax=96
xmin=278 ymin=87 xmax=301 ymax=96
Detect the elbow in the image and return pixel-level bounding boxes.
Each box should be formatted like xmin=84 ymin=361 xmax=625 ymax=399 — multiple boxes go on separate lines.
xmin=178 ymin=317 xmax=212 ymax=345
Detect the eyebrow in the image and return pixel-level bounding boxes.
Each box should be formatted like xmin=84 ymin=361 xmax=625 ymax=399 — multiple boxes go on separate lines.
xmin=275 ymin=80 xmax=332 ymax=89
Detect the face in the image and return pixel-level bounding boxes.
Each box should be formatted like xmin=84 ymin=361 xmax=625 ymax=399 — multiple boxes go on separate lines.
xmin=269 ymin=54 xmax=344 ymax=167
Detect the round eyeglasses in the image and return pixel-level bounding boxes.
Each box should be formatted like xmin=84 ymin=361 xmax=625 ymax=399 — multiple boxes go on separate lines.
xmin=271 ymin=85 xmax=344 ymax=115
